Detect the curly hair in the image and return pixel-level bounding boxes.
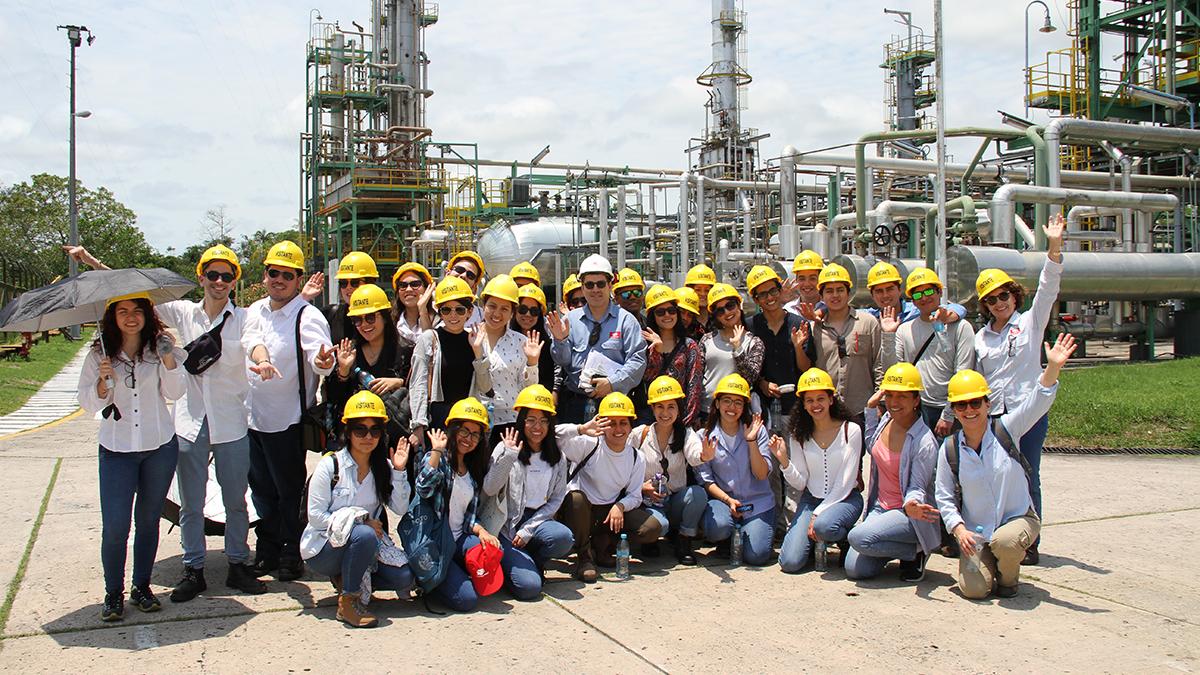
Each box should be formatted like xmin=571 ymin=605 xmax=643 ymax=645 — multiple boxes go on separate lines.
xmin=789 ymin=390 xmax=854 ymax=444
xmin=93 ymin=297 xmax=167 ymax=361
xmin=978 ymin=281 xmax=1027 ymax=323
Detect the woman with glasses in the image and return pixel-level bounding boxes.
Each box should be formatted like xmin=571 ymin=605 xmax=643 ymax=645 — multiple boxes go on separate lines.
xmin=674 ymin=286 xmax=704 ymax=341
xmin=409 ymin=277 xmax=489 ymax=442
xmin=972 ymin=214 xmax=1065 ymax=565
xmin=301 ymin=251 xmax=379 ymax=344
xmin=640 ymin=285 xmax=704 ymax=428
xmin=699 ymin=283 xmax=764 ymax=410
xmin=562 ymin=274 xmax=585 ymax=311
xmin=446 ymin=251 xmax=486 ymax=328
xmin=474 ymin=275 xmax=542 ymax=449
xmin=77 ymin=292 xmax=185 ymax=622
xmin=302 ymin=391 xmax=414 ymax=628
xmin=391 ymin=262 xmax=433 ymax=342
xmin=479 ymin=385 xmax=574 ymax=591
xmin=512 ymin=284 xmax=557 ymax=392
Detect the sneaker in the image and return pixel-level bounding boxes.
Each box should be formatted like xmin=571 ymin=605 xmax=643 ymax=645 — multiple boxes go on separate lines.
xmin=101 ymin=592 xmax=125 ymax=622
xmin=898 ymin=552 xmax=927 ymax=582
xmin=1021 ymin=544 xmax=1039 ymax=566
xmin=277 ymin=558 xmax=305 ymax=582
xmin=129 ymin=585 xmax=162 ymax=613
xmin=170 ymin=565 xmax=206 ymax=603
xmin=995 ymin=583 xmax=1019 ymax=598
xmin=226 ymin=562 xmax=267 ymax=595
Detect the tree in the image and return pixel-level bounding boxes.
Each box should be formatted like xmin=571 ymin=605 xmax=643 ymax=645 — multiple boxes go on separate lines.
xmin=202 ymin=205 xmax=236 ymax=245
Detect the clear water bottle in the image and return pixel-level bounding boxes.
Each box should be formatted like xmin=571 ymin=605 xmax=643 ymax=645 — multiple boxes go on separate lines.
xmin=814 ymin=542 xmax=829 ymax=572
xmin=973 ymin=525 xmax=986 ymax=555
xmin=932 ymin=319 xmax=949 ymax=354
xmin=654 ymin=473 xmax=668 ymax=507
xmin=615 ymin=534 xmax=631 ymax=580
xmin=352 ymin=366 xmax=375 ymax=387
xmin=730 ymin=524 xmax=743 ymax=567
xmin=964 ymin=524 xmax=986 ymax=576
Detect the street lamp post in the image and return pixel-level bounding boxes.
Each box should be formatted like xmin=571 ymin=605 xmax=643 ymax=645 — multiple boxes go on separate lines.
xmin=1024 ymin=1 xmax=1057 ymax=119
xmin=58 ymin=24 xmax=93 ymax=338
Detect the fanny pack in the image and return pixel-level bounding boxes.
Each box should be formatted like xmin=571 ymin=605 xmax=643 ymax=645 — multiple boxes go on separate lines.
xmin=183 ymin=311 xmax=231 ymax=375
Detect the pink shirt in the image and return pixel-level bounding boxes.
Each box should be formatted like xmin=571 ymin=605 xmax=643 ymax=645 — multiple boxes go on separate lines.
xmin=871 ymin=433 xmax=904 ymax=511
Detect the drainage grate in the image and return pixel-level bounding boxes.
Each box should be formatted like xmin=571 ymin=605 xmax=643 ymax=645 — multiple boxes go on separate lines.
xmin=1044 ymin=446 xmax=1200 ymax=456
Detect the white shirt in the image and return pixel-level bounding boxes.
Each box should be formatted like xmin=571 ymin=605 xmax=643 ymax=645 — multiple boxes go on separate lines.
xmin=300 ymin=449 xmax=411 ymax=559
xmin=156 ymin=299 xmax=262 ymax=444
xmin=448 ymin=471 xmax=476 ymax=541
xmin=475 ymin=328 xmax=538 ymax=426
xmin=523 ymin=453 xmax=554 ymax=510
xmin=244 ymin=294 xmax=333 ymax=433
xmin=77 ymin=347 xmax=186 ymax=453
xmin=632 ymin=424 xmax=703 ymax=494
xmin=781 ymin=422 xmax=862 ymax=516
xmin=397 ymin=313 xmax=423 ymax=342
xmin=561 ymin=426 xmax=645 ymax=512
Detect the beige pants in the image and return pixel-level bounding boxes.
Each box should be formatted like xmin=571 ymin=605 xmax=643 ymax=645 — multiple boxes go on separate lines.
xmin=958 ymin=511 xmax=1040 ymax=599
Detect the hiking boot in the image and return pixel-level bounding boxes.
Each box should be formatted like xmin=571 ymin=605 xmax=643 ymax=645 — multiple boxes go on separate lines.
xmin=714 ymin=538 xmax=731 ymax=558
xmin=226 ymin=562 xmax=267 ymax=595
xmin=898 ymin=552 xmax=927 ymax=583
xmin=101 ymin=592 xmax=125 ymax=622
xmin=330 ymin=575 xmax=343 ymax=594
xmin=994 ymin=584 xmax=1019 ymax=598
xmin=129 ymin=585 xmax=162 ymax=613
xmin=278 ymin=558 xmax=305 ymax=582
xmin=170 ymin=565 xmax=206 ymax=603
xmin=336 ymin=593 xmax=378 ymax=628
xmin=252 ymin=557 xmax=279 ymax=576
xmin=674 ymin=535 xmax=697 ymax=566
xmin=1021 ymin=544 xmax=1039 ymax=566
xmin=572 ymin=560 xmax=599 ymax=583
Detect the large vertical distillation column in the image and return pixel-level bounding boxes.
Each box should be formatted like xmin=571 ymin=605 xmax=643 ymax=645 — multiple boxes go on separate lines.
xmin=388 ymin=0 xmax=423 ymax=128
xmin=703 ymin=0 xmax=741 ymax=176
xmin=331 ymin=33 xmax=347 ymax=161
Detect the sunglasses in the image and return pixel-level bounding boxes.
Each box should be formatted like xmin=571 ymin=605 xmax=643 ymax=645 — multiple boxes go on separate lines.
xmin=395 ymin=280 xmax=426 ymax=290
xmin=583 ymin=280 xmax=608 ymax=290
xmin=350 ymin=313 xmax=379 ymax=326
xmin=911 ymin=288 xmax=938 ymax=300
xmin=204 ymin=271 xmax=235 ymax=283
xmin=349 ymin=424 xmax=384 ymax=439
xmin=339 ymin=278 xmax=369 ymax=289
xmin=517 ymin=304 xmax=542 ymax=317
xmin=456 ymin=428 xmax=482 ymax=443
xmin=652 ymin=305 xmax=678 ymax=317
xmin=835 ymin=334 xmax=848 ymax=359
xmin=754 ymin=285 xmax=781 ymax=300
xmin=983 ymin=290 xmax=1012 ymax=306
xmin=267 ymin=268 xmax=297 ymax=281
xmin=567 ymin=296 xmax=586 ymax=309
xmin=618 ymin=289 xmax=643 ymax=300
xmin=451 ymin=265 xmax=478 ymax=282
xmin=714 ymin=300 xmax=740 ymax=315
xmin=951 ymin=398 xmax=987 ymax=412
xmin=439 ymin=305 xmax=469 ymax=316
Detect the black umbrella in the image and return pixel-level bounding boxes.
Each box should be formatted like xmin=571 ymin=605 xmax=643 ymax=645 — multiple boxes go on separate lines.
xmin=0 ymin=268 xmax=196 ymax=332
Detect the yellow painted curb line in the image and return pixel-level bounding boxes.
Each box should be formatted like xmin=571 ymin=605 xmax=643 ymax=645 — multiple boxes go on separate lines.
xmin=0 ymin=408 xmax=86 ymax=443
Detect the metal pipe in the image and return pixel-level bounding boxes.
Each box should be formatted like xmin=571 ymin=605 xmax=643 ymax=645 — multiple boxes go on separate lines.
xmin=616 ymin=186 xmax=627 ymax=269
xmin=1066 ymin=206 xmax=1124 ymax=247
xmin=598 ymin=187 xmax=609 ymax=260
xmin=697 ymin=175 xmax=706 ymax=262
xmin=1099 ymin=141 xmax=1134 ymax=251
xmin=925 ymin=197 xmax=977 ymax=268
xmin=989 ymin=185 xmax=1178 ymax=249
xmin=739 ymin=191 xmax=753 ymax=251
xmin=1025 ymin=125 xmax=1049 ymax=234
xmin=779 ymin=145 xmax=798 ymax=259
xmin=933 ymin=0 xmax=948 ymax=279
xmin=1013 ymin=215 xmax=1037 ymax=248
xmin=679 ymin=173 xmax=691 ymax=284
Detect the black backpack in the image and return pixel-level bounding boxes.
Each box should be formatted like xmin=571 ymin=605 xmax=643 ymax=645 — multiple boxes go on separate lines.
xmin=943 ymin=419 xmax=1035 ymax=510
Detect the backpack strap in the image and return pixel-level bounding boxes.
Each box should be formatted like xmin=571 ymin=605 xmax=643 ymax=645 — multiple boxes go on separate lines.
xmin=294 ymin=306 xmax=309 ymax=414
xmin=945 ymin=432 xmax=963 ymax=511
xmin=991 ymin=419 xmax=1036 ymax=502
xmin=912 ymin=331 xmax=937 ymax=364
xmin=566 ymin=439 xmax=601 ymax=483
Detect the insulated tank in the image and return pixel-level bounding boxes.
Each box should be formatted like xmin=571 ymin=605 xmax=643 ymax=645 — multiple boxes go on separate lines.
xmin=475 ymin=217 xmax=594 ymax=289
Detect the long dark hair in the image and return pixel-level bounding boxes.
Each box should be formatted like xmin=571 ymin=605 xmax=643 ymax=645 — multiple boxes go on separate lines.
xmin=446 ymin=420 xmax=490 ymax=485
xmin=646 ymin=302 xmax=681 ymax=341
xmin=515 ymin=407 xmax=562 ymax=466
xmin=353 ymin=309 xmax=400 ymax=360
xmin=93 ymin=297 xmax=166 ymax=360
xmin=703 ymin=396 xmax=753 ymax=435
xmin=341 ymin=423 xmax=394 ymax=506
xmin=789 ymin=390 xmax=854 ymax=444
xmin=650 ymin=400 xmax=687 ymax=456
xmin=509 ymin=305 xmax=547 ymax=337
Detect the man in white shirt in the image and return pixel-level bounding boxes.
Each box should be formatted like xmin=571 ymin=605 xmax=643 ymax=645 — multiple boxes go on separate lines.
xmin=244 ymin=241 xmax=336 ymax=581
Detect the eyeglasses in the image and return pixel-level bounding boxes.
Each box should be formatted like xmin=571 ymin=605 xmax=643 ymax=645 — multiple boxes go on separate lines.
xmin=456 ymin=428 xmax=482 ymax=443
xmin=349 ymin=424 xmax=384 ymax=439
xmin=395 ymin=280 xmax=426 ymax=290
xmin=339 ymin=278 xmax=369 ymax=289
xmin=835 ymin=334 xmax=848 ymax=359
xmin=911 ymin=288 xmax=938 ymax=300
xmin=583 ymin=280 xmax=608 ymax=290
xmin=983 ymin=290 xmax=1012 ymax=306
xmin=524 ymin=416 xmax=550 ymax=428
xmin=567 ymin=296 xmax=586 ymax=309
xmin=350 ymin=313 xmax=379 ymax=326
xmin=517 ymin=305 xmax=542 ymax=317
xmin=652 ymin=306 xmax=678 ymax=317
xmin=753 ymin=285 xmax=781 ymax=300
xmin=950 ymin=398 xmax=987 ymax=412
xmin=204 ymin=271 xmax=235 ymax=283
xmin=267 ymin=268 xmax=297 ymax=281
xmin=587 ymin=321 xmax=603 ymax=347
xmin=439 ymin=305 xmax=469 ymax=317
xmin=714 ymin=300 xmax=740 ymax=316
xmin=451 ymin=265 xmax=478 ymax=282
xmin=618 ymin=289 xmax=643 ymax=300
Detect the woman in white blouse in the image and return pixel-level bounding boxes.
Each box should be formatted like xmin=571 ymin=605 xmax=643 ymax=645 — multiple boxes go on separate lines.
xmin=473 ymin=275 xmax=541 ymax=449
xmin=390 ymin=262 xmax=433 ymax=342
xmin=77 ymin=292 xmax=185 ymax=622
xmin=769 ymin=368 xmax=864 ymax=574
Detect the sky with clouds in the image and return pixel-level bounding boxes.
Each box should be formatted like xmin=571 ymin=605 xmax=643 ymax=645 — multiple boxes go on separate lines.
xmin=2 ymin=0 xmax=1072 ymax=252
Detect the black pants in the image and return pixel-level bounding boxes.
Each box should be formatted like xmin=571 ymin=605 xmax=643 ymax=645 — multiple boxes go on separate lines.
xmin=249 ymin=424 xmax=306 ymax=564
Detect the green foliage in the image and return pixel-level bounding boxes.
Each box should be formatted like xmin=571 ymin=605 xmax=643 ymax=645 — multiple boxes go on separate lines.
xmin=0 ymin=331 xmax=92 ymax=415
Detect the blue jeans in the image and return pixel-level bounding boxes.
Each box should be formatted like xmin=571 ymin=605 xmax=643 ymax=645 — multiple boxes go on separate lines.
xmin=844 ymin=506 xmax=921 ymax=580
xmin=435 ymin=534 xmax=483 ymax=612
xmin=778 ymin=490 xmax=864 ymax=573
xmin=306 ymin=524 xmax=414 ymax=595
xmin=1020 ymin=413 xmax=1048 ymax=522
xmin=99 ymin=438 xmax=180 ymax=594
xmin=701 ymin=499 xmax=775 ymax=566
xmin=514 ymin=509 xmax=574 ymax=568
xmin=176 ymin=420 xmax=251 ymax=567
xmin=646 ymin=485 xmax=707 ymax=537
xmin=557 ymin=390 xmax=598 ymax=425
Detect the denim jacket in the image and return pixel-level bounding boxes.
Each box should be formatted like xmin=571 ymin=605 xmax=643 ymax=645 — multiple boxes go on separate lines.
xmin=863 ymin=409 xmax=941 ymax=554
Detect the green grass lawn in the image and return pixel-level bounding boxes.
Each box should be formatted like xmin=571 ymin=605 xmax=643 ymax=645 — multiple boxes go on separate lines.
xmin=1049 ymin=357 xmax=1200 ymax=449
xmin=0 ymin=332 xmax=91 ymax=416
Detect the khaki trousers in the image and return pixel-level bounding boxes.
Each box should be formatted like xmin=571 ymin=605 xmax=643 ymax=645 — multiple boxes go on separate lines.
xmin=958 ymin=511 xmax=1040 ymax=599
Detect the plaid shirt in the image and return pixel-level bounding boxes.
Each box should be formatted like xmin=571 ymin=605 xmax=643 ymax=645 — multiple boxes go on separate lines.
xmin=415 ymin=449 xmax=477 ymax=535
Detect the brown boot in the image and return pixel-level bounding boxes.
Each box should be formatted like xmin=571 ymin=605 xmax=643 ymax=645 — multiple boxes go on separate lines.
xmin=336 ymin=593 xmax=378 ymax=628
xmin=573 ymin=560 xmax=599 ymax=583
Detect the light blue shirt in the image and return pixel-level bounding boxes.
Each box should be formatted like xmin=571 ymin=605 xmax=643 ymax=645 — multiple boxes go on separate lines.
xmin=551 ymin=300 xmax=647 ymax=394
xmin=696 ymin=425 xmax=775 ymax=515
xmin=934 ymin=382 xmax=1058 ymax=540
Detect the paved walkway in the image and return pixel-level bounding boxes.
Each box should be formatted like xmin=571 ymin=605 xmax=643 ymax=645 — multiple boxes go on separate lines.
xmin=0 ymin=345 xmax=87 ymax=439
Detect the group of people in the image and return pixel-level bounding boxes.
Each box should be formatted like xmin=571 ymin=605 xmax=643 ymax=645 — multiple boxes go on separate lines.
xmin=68 ymin=213 xmax=1073 ymax=627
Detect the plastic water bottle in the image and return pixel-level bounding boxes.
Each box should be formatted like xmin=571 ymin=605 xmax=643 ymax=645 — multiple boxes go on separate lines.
xmin=932 ymin=319 xmax=950 ymax=354
xmin=615 ymin=534 xmax=631 ymax=580
xmin=653 ymin=473 xmax=668 ymax=507
xmin=973 ymin=525 xmax=986 ymax=555
xmin=814 ymin=542 xmax=829 ymax=572
xmin=352 ymin=366 xmax=376 ymax=387
xmin=964 ymin=525 xmax=986 ymax=576
xmin=730 ymin=524 xmax=743 ymax=567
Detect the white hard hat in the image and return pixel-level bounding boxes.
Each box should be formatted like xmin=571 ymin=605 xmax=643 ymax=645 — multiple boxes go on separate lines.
xmin=578 ymin=254 xmax=613 ymax=278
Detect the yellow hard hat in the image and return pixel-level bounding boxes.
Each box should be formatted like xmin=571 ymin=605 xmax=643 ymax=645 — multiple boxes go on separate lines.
xmin=976 ymin=268 xmax=1015 ymax=300
xmin=613 ymin=267 xmax=645 ymax=292
xmin=196 ymin=244 xmax=241 ymax=280
xmin=106 ymin=291 xmax=153 ymax=309
xmin=342 ymin=390 xmax=389 ymax=423
xmin=518 ymin=283 xmax=547 ymax=311
xmin=792 ymin=250 xmax=825 ymax=273
xmin=481 ymin=274 xmax=520 ymax=305
xmin=706 ymin=282 xmax=742 ymax=311
xmin=336 ymin=251 xmax=379 ymax=280
xmin=646 ymin=375 xmax=685 ymax=404
xmin=347 ymin=283 xmax=391 ymax=317
xmin=448 ymin=250 xmax=486 ymax=278
xmin=434 ymin=276 xmax=476 ymax=308
xmin=514 ymin=384 xmax=556 ymax=415
xmin=510 ymin=261 xmax=541 ymax=284
xmin=714 ymin=373 xmax=751 ymax=400
xmin=867 ymin=261 xmax=902 ymax=289
xmin=817 ymin=262 xmax=853 ymax=290
xmin=905 ymin=267 xmax=944 ymax=297
xmin=598 ymin=392 xmax=637 ymax=418
xmin=562 ymin=274 xmax=582 ymax=299
xmin=263 ymin=240 xmax=305 ymax=271
xmin=644 ymin=284 xmax=677 ymax=312
xmin=685 ymin=264 xmax=717 ymax=287
xmin=947 ymin=369 xmax=992 ymax=403
xmin=796 ymin=368 xmax=837 ymax=394
xmin=880 ymin=362 xmax=924 ymax=392
xmin=392 ymin=262 xmax=433 ymax=291
xmin=674 ymin=287 xmax=700 ymax=316
xmin=746 ymin=264 xmax=782 ymax=294
xmin=447 ymin=396 xmax=490 ymax=429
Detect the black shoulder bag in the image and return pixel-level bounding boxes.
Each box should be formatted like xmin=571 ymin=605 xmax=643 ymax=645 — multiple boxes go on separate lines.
xmin=295 ymin=306 xmax=331 ymax=454
xmin=183 ymin=311 xmax=232 ymax=375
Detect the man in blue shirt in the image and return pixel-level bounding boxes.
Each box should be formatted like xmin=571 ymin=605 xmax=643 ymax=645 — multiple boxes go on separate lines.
xmin=547 ymin=254 xmax=648 ymax=423
xmin=865 ymin=261 xmax=966 ymax=324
